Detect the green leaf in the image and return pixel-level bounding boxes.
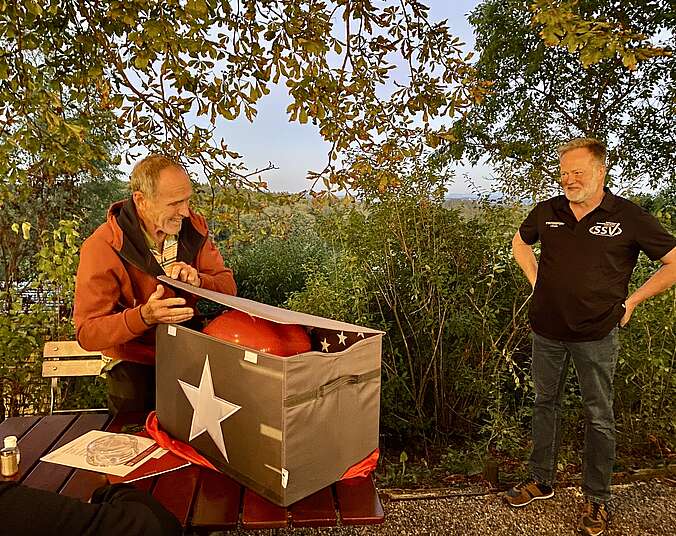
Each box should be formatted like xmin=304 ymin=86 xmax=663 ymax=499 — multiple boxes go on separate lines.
xmin=134 ymin=56 xmax=149 ymax=69
xmin=21 ymin=222 xmax=31 ymax=240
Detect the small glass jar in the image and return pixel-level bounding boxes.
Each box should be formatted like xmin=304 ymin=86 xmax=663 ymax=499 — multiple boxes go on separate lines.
xmin=0 ymin=447 xmax=19 ymax=477
xmin=3 ymin=436 xmax=20 ymax=464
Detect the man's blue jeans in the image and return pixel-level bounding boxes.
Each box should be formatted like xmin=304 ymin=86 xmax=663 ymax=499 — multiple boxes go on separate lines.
xmin=529 ymin=327 xmax=619 ymax=503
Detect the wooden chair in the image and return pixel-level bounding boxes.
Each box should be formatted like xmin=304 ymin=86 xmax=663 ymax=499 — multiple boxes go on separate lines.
xmin=41 ymin=341 xmax=106 ymax=414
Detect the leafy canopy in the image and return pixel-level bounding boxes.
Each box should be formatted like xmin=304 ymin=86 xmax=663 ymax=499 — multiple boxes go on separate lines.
xmin=0 ymin=0 xmax=487 ymax=197
xmin=443 ymin=0 xmax=675 ymax=200
xmin=530 ymin=0 xmax=671 ymax=70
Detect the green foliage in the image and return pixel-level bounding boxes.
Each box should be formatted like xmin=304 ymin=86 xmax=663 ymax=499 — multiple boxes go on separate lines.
xmin=615 ymin=198 xmax=675 ymax=451
xmin=377 ymin=449 xmax=435 ymax=488
xmin=287 ymin=177 xmax=533 ymax=445
xmin=1 ymin=0 xmax=486 ymax=204
xmin=530 ymin=0 xmax=671 ymax=69
xmin=444 ymin=0 xmax=675 ymax=199
xmin=440 ymin=446 xmax=484 ymax=476
xmin=0 ymin=219 xmax=83 ymax=418
xmin=228 ymin=213 xmax=331 ymax=307
xmin=0 ymin=296 xmax=53 ymax=417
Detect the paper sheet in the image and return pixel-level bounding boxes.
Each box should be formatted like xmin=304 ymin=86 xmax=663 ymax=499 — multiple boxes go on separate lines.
xmin=40 ymin=430 xmax=159 ymax=477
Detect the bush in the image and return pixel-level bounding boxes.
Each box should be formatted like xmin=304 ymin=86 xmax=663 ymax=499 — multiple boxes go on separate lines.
xmin=286 ymin=188 xmax=534 ymax=446
xmin=0 ymin=219 xmax=107 ymax=418
xmin=615 ymin=197 xmax=675 ymax=454
xmin=227 ymin=214 xmax=331 ymax=307
xmin=0 ymin=298 xmax=53 ymax=417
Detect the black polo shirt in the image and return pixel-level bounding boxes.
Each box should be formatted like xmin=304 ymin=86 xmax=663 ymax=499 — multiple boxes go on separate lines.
xmin=519 ymin=188 xmax=676 ymax=342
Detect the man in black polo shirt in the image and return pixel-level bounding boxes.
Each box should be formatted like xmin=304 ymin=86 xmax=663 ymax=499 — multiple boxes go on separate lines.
xmin=504 ymin=138 xmax=676 ymax=536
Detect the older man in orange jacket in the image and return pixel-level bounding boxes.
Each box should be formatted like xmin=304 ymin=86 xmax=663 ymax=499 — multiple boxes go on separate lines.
xmin=74 ymin=155 xmax=236 ymax=414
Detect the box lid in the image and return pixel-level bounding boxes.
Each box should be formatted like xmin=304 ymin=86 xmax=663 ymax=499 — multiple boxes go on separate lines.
xmin=158 ymin=275 xmax=384 ymax=334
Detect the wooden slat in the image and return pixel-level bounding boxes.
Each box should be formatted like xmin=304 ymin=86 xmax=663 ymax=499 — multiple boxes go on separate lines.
xmin=0 ymin=415 xmax=40 ymax=439
xmin=335 ymin=476 xmax=384 ymax=525
xmin=22 ymin=413 xmax=110 ymax=492
xmin=42 ymin=359 xmax=103 ymax=377
xmin=290 ymin=486 xmax=338 ymax=527
xmin=190 ymin=468 xmax=242 ymax=530
xmin=131 ymin=477 xmax=155 ymax=493
xmin=60 ymin=467 xmax=109 ymax=499
xmin=241 ymin=489 xmax=288 ymax=529
xmin=12 ymin=414 xmax=77 ymax=482
xmin=152 ymin=465 xmax=201 ymax=527
xmin=43 ymin=341 xmax=102 ymax=358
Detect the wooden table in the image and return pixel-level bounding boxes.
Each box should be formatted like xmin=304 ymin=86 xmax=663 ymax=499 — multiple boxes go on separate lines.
xmin=0 ymin=413 xmax=384 ymax=532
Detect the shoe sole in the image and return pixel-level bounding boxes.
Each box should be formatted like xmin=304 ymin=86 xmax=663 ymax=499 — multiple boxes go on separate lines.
xmin=578 ymin=519 xmax=606 ymax=536
xmin=504 ymin=490 xmax=555 ymax=508
xmin=578 ymin=526 xmax=605 ymax=536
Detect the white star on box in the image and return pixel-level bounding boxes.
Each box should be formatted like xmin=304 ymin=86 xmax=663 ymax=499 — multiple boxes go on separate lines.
xmin=320 ymin=338 xmax=330 ymax=352
xmin=337 ymin=331 xmax=347 ymax=345
xmin=178 ymin=354 xmax=241 ymax=463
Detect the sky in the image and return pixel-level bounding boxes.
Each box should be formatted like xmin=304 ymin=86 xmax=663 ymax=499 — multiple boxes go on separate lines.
xmin=213 ymin=1 xmax=488 ymax=195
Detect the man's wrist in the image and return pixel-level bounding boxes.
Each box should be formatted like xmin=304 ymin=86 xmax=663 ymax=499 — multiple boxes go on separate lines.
xmin=140 ymin=304 xmax=152 ymax=326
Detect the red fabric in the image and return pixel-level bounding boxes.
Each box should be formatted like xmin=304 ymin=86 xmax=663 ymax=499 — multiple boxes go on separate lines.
xmin=145 ymin=411 xmax=217 ymax=471
xmin=340 ymin=448 xmax=379 ymax=479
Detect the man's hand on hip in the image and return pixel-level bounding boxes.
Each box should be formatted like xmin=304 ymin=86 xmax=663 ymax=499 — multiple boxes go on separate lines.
xmin=620 ymin=301 xmax=636 ymax=327
xmin=140 ymin=284 xmax=194 ymax=325
xmin=168 ymin=262 xmax=201 ymax=287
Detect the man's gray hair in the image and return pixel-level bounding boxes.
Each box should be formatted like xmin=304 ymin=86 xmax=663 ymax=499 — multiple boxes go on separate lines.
xmin=130 ymin=155 xmax=185 ymax=198
xmin=557 ymin=137 xmax=606 ymax=166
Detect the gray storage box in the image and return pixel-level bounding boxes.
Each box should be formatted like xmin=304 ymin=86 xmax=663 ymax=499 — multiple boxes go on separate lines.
xmin=155 ymin=276 xmax=382 ymax=506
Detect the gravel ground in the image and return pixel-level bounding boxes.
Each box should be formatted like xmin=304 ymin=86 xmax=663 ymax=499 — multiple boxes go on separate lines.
xmin=213 ymin=479 xmax=675 ymax=536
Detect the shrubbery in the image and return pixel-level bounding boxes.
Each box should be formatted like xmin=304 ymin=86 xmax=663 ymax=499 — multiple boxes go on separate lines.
xmin=286 ymin=190 xmax=534 ymax=449
xmin=284 ymin=187 xmax=674 ymax=462
xmin=227 ymin=213 xmax=331 ymax=307
xmin=2 ymin=186 xmax=673 ymax=468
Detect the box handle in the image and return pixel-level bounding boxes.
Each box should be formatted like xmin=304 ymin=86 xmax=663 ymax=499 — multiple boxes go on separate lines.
xmin=283 ymin=368 xmax=380 ymax=407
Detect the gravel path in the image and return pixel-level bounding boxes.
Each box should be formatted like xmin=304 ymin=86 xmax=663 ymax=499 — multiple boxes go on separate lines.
xmin=216 ymin=480 xmax=675 ymax=535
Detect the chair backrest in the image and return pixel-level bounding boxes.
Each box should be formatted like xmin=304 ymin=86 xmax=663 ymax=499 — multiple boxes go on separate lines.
xmin=42 ymin=341 xmax=105 ymax=414
xmin=42 ymin=341 xmax=103 ymax=378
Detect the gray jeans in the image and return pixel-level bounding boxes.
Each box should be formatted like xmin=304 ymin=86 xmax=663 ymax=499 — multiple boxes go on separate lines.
xmin=529 ymin=327 xmax=619 ymax=503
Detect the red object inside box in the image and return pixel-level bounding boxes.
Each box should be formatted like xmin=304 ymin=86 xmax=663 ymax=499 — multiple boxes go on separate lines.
xmin=203 ymin=309 xmax=311 ymax=357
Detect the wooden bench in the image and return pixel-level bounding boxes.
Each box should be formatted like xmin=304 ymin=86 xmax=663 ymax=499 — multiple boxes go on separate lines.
xmin=41 ymin=341 xmax=105 ymax=414
xmin=0 ymin=412 xmax=385 ymax=531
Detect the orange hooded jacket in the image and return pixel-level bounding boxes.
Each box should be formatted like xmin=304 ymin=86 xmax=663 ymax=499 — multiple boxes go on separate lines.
xmin=74 ymin=199 xmax=236 ymax=365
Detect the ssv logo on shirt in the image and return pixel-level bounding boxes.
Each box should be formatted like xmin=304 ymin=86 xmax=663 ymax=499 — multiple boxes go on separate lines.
xmin=589 ymin=221 xmax=622 ymax=237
